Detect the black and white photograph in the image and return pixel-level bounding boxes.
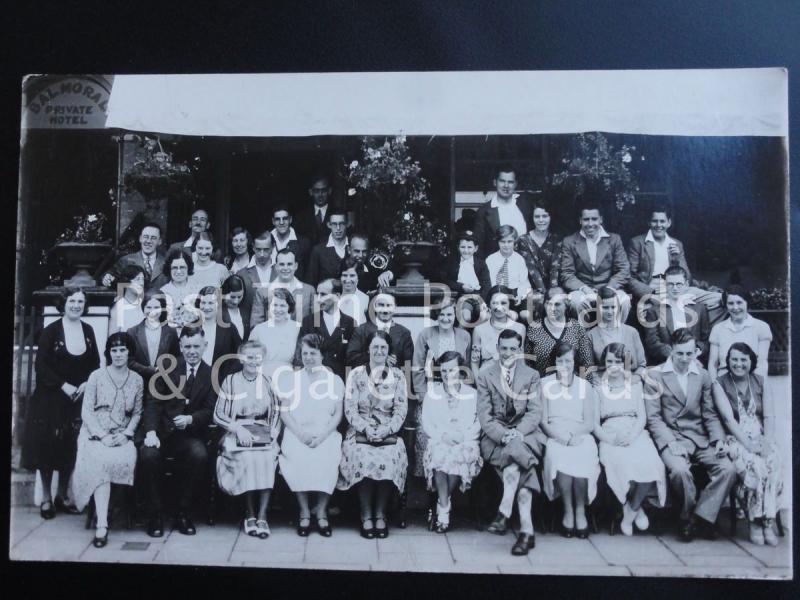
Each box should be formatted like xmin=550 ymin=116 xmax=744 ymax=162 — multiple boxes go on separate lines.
xmin=10 ymin=69 xmax=791 ymax=579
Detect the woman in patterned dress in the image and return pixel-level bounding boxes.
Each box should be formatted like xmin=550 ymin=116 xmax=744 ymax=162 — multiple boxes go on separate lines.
xmin=338 ymin=330 xmax=408 ymax=539
xmin=214 ymin=339 xmax=281 ymax=539
xmin=411 ymin=297 xmax=472 ymax=479
xmin=515 ymin=202 xmax=562 ymax=302
xmin=72 ymin=332 xmax=143 ymax=548
xmin=421 ymin=350 xmax=482 ymax=533
xmin=276 ymin=334 xmax=344 ymax=537
xmin=525 ymin=286 xmax=592 ymax=378
xmin=712 ymin=342 xmax=783 ymax=546
xmin=160 ymin=249 xmax=200 ymax=329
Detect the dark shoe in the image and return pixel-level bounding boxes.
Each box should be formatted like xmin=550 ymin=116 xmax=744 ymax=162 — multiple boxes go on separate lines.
xmin=696 ymin=519 xmax=719 ymax=541
xmin=374 ymin=516 xmax=388 ymax=539
xmin=511 ymin=533 xmax=536 ymax=556
xmin=54 ymin=496 xmax=81 ymax=515
xmin=176 ymin=514 xmax=196 ymax=536
xmin=678 ymin=519 xmax=695 ymax=543
xmin=315 ymin=516 xmax=332 ymax=538
xmin=297 ymin=516 xmax=311 ymax=537
xmin=487 ymin=512 xmax=509 ymax=535
xmin=575 ymin=527 xmax=590 ymax=539
xmin=360 ymin=518 xmax=375 ymax=539
xmin=40 ymin=501 xmax=56 ymax=520
xmin=147 ymin=516 xmax=164 ymax=538
xmin=92 ymin=527 xmax=108 ymax=548
xmin=559 ymin=523 xmax=575 ymax=538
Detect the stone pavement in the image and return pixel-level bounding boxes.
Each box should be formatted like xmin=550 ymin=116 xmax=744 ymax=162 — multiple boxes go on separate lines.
xmin=9 ymin=504 xmax=791 ymax=578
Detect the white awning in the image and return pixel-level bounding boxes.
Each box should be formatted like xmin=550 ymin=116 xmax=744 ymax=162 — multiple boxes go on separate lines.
xmin=105 ymin=69 xmax=787 ymax=137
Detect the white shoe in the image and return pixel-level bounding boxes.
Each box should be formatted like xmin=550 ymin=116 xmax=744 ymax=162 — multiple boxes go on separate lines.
xmin=620 ymin=503 xmax=635 ymax=536
xmin=634 ymin=509 xmax=650 ymax=531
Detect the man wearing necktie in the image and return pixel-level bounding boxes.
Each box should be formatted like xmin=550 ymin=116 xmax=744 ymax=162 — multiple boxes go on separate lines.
xmin=101 ymin=223 xmax=168 ymax=291
xmin=476 ymin=329 xmax=544 ymax=556
xmin=138 ymin=327 xmax=216 ymax=539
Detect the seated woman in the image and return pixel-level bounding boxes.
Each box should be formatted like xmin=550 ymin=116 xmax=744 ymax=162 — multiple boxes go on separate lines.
xmin=160 ymin=248 xmax=200 ymax=329
xmin=72 ymin=332 xmax=143 ymax=548
xmin=276 ymin=334 xmax=344 ymax=537
xmin=188 ymin=232 xmax=231 ymax=290
xmin=337 ymin=330 xmax=408 ymax=539
xmin=220 ymin=274 xmax=249 ymax=340
xmin=224 ymin=227 xmax=253 ymax=275
xmin=708 ymin=285 xmax=772 ymax=380
xmin=127 ymin=290 xmax=180 ymax=388
xmin=712 ymin=342 xmax=783 ymax=546
xmin=412 ymin=297 xmax=472 ymax=481
xmin=214 ymin=339 xmax=281 ymax=539
xmin=107 ymin=265 xmax=146 ymax=335
xmin=592 ymin=342 xmax=666 ymax=536
xmin=541 ymin=341 xmax=600 ymax=539
xmin=22 ymin=286 xmax=100 ymax=519
xmin=470 ymin=286 xmax=526 ymax=374
xmin=249 ymin=287 xmax=301 ymax=379
xmin=587 ymin=287 xmax=647 ymax=378
xmin=525 ymin=286 xmax=593 ymax=378
xmin=420 ymin=350 xmax=482 ymax=533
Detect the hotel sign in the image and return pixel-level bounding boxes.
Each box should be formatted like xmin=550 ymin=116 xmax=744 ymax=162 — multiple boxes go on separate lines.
xmin=22 ymin=75 xmax=113 ymax=129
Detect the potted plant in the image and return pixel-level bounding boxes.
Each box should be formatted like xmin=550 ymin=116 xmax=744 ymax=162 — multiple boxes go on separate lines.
xmin=346 ymin=135 xmax=449 ymax=285
xmin=749 ymin=286 xmax=789 ymax=376
xmin=43 ymin=209 xmax=113 ymax=287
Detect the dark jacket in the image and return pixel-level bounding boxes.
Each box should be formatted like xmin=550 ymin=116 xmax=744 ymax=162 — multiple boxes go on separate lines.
xmin=643 ymin=301 xmax=710 ymax=365
xmin=270 ymin=232 xmax=312 ymax=281
xmin=472 ymin=193 xmax=535 ymax=258
xmin=294 ymin=311 xmax=356 ymax=379
xmin=127 ymin=321 xmax=180 ymax=384
xmin=346 ymin=321 xmax=415 ymax=370
xmin=439 ymin=255 xmax=492 ymax=300
xmin=307 ymin=242 xmax=349 ymax=287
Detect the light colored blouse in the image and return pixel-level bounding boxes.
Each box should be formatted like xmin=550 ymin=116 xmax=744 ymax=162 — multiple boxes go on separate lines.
xmin=80 ymin=367 xmax=144 ymax=439
xmin=542 ymin=374 xmax=595 ymax=425
xmin=421 ymin=382 xmax=480 ymax=444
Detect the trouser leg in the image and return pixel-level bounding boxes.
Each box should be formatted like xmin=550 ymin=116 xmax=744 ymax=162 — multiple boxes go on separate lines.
xmin=660 ymin=446 xmax=695 ymax=521
xmin=693 ymin=445 xmax=737 ymax=525
xmin=170 ymin=435 xmax=208 ymax=514
xmin=497 ymin=464 xmax=521 ymax=518
xmin=137 ymin=445 xmax=163 ymax=516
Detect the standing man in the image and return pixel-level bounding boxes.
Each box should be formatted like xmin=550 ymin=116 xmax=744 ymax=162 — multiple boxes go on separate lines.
xmin=250 ymin=248 xmax=315 ymax=326
xmin=137 ymin=327 xmax=215 ymax=538
xmin=560 ymin=206 xmax=631 ymax=326
xmin=102 ymin=222 xmax=168 ymax=290
xmin=476 ymin=328 xmax=543 ymax=556
xmin=627 ymin=208 xmax=723 ymax=325
xmin=269 ymin=206 xmax=312 ymax=281
xmin=643 ymin=328 xmax=736 ymax=542
xmin=348 ymin=233 xmax=395 ymax=292
xmin=473 ymin=167 xmax=534 ymax=258
xmin=236 ymin=232 xmax=276 ymax=327
xmin=168 ymin=208 xmax=213 ymax=256
xmin=306 ymin=208 xmax=349 ymax=287
xmin=294 ymin=278 xmax=355 ymax=380
xmin=295 ymin=174 xmax=334 ymax=243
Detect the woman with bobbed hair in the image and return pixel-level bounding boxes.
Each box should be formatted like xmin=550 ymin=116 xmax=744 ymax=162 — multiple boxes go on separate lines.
xmin=712 ymin=342 xmax=783 ymax=546
xmin=220 ymin=274 xmax=250 ymax=340
xmin=160 ymin=248 xmax=199 ymax=329
xmin=22 ymin=287 xmax=100 ymax=519
xmin=72 ymin=332 xmax=143 ymax=548
xmin=470 ymin=285 xmax=526 ymax=374
xmin=189 ymin=231 xmax=230 ymax=290
xmin=107 ymin=264 xmax=146 ymax=335
xmin=127 ymin=290 xmax=180 ymax=389
xmin=276 ymin=333 xmax=344 ymax=537
xmin=224 ymin=227 xmax=253 ymax=274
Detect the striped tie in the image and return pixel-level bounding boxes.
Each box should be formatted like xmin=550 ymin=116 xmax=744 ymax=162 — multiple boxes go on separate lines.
xmin=498 ymin=257 xmax=509 ymax=287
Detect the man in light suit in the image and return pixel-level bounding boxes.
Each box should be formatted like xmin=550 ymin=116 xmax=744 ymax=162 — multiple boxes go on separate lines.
xmin=643 ymin=328 xmax=736 ymax=542
xmin=560 ymin=207 xmax=631 ymax=326
xmin=102 ymin=223 xmax=168 ymax=290
xmin=627 ymin=208 xmax=723 ymax=325
xmin=476 ymin=328 xmax=543 ymax=556
xmin=472 ymin=167 xmax=535 ymax=259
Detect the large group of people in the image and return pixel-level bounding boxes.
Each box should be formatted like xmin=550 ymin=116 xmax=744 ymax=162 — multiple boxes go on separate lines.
xmin=22 ymin=170 xmax=784 ymax=558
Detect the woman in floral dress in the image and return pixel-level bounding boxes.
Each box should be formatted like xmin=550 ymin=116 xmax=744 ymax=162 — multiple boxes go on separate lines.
xmin=712 ymin=342 xmax=783 ymax=546
xmin=337 ymin=330 xmax=408 ymax=540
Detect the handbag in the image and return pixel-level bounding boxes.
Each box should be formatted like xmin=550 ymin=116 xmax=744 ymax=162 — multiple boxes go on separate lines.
xmin=355 ymin=432 xmax=398 ymax=446
xmin=241 ymin=422 xmax=272 ymax=447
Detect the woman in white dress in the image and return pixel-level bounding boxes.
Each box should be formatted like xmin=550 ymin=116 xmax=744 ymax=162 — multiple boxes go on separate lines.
xmin=421 ymin=350 xmax=482 ymax=533
xmin=592 ymin=342 xmax=666 ymax=536
xmin=470 ymin=286 xmax=526 ymax=374
xmin=107 ymin=265 xmax=146 ymax=335
xmin=188 ymin=232 xmax=230 ymax=290
xmin=276 ymin=333 xmax=344 ymax=537
xmin=541 ymin=341 xmax=601 ymax=539
xmin=72 ymin=332 xmax=143 ymax=548
xmin=214 ymin=339 xmax=280 ymax=539
xmin=248 ymin=288 xmax=301 ymax=379
xmin=160 ymin=249 xmax=200 ymax=329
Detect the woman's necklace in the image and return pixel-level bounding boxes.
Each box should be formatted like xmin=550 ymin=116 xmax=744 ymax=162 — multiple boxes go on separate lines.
xmin=242 ymin=371 xmax=259 ymax=383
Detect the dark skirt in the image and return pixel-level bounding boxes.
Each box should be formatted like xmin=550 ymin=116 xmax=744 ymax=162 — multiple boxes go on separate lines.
xmin=21 ymin=385 xmax=81 ymax=473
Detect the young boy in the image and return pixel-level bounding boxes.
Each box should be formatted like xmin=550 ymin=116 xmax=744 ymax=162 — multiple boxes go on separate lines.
xmin=440 ymin=231 xmax=492 ymax=300
xmin=485 ymin=225 xmax=532 ymax=307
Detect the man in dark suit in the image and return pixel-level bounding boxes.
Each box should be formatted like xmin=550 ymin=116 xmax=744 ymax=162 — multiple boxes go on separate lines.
xmin=270 ymin=206 xmax=312 ymax=281
xmin=627 ymin=208 xmax=724 ymax=325
xmin=560 ymin=206 xmax=632 ymax=325
xmin=137 ymin=327 xmax=215 ymax=538
xmin=294 ymin=174 xmax=334 ymax=243
xmin=475 ymin=328 xmax=543 ymax=556
xmin=349 ymin=233 xmax=395 ymax=292
xmin=167 ymin=208 xmax=217 ymax=257
xmin=236 ymin=232 xmax=276 ymax=327
xmin=643 ymin=266 xmax=711 ymax=365
xmin=644 ymin=328 xmax=736 ymax=542
xmin=472 ymin=167 xmax=534 ymax=259
xmin=346 ymin=292 xmax=414 ymax=370
xmin=306 ymin=208 xmax=350 ymax=287
xmin=102 ymin=223 xmax=168 ymax=290
xmin=294 ymin=278 xmax=355 ymax=380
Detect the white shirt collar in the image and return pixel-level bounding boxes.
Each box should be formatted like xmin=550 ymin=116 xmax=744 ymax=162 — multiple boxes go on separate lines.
xmin=722 ymin=314 xmax=755 ymax=332
xmin=273 ymin=277 xmax=303 ymax=291
xmin=665 ymin=295 xmax=696 ymax=308
xmin=460 ymin=255 xmax=475 ymax=264
xmin=271 ymin=227 xmax=298 ymax=244
xmin=326 ymin=234 xmax=349 ymax=249
xmin=315 ymin=204 xmax=328 ymax=216
xmin=645 ymin=230 xmax=673 ymax=245
xmin=579 ymin=226 xmax=610 ymax=241
xmin=661 ymin=357 xmax=700 ymax=375
xmin=183 ymin=235 xmax=194 ymax=247
xmin=489 ymin=192 xmax=519 ymax=208
xmin=376 ymin=319 xmax=393 ymax=332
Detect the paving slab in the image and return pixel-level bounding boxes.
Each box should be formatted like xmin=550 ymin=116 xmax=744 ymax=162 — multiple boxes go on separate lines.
xmin=589 ymin=534 xmax=684 ymax=567
xmin=303 ymin=539 xmax=379 ymax=564
xmin=377 ymin=532 xmax=450 ymax=554
xmin=525 ymin=537 xmax=609 ymax=567
xmin=374 ymin=551 xmax=457 ymax=573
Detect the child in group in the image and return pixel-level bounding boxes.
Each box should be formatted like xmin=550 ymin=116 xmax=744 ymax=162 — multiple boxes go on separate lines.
xmin=485 ymin=225 xmax=532 ymax=310
xmin=440 ymin=231 xmax=492 ymax=300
